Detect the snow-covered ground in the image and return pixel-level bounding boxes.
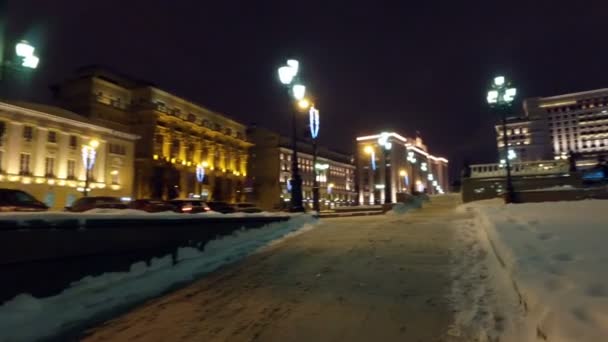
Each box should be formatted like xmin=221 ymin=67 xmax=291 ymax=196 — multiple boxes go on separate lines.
xmin=462 ymin=199 xmax=608 ymax=341
xmin=0 ymin=209 xmax=292 ymax=226
xmin=0 ymin=214 xmax=317 ymax=342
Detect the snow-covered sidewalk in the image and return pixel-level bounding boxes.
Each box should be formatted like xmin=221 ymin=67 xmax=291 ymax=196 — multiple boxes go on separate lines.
xmin=466 ymin=199 xmax=608 ymax=341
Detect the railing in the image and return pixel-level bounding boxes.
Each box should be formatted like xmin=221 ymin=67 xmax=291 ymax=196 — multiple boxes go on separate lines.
xmin=470 ymin=160 xmax=570 ymax=179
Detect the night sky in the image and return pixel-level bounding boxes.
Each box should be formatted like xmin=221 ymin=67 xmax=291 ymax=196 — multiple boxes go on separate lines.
xmin=6 ymin=1 xmax=608 ymax=180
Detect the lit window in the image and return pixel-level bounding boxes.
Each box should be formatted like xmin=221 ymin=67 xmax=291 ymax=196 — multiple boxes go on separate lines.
xmin=111 ymin=170 xmax=119 ymax=184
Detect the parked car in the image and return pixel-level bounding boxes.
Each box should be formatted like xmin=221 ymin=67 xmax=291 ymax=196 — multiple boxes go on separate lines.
xmin=234 ymin=202 xmax=263 ymax=213
xmin=168 ymin=199 xmax=211 ymax=214
xmin=128 ymin=199 xmax=177 ymax=213
xmin=0 ymin=189 xmax=48 ymax=212
xmin=65 ymin=196 xmax=128 ymax=212
xmin=206 ymin=201 xmax=236 ymax=214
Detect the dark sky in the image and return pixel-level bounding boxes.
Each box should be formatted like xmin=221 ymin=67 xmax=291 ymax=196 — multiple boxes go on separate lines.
xmin=5 ymin=0 xmax=608 ymax=179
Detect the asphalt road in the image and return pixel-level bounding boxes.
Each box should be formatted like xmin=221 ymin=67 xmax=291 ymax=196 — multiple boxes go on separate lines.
xmin=83 ymin=195 xmax=473 ymax=342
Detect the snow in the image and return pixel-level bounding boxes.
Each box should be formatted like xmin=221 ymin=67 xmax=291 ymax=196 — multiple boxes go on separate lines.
xmin=463 ymin=199 xmax=608 ymax=342
xmin=0 ymin=214 xmax=317 ymax=342
xmin=0 ymin=209 xmax=292 ymax=226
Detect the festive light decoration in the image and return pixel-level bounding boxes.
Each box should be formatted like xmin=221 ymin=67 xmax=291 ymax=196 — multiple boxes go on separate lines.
xmin=309 ymin=106 xmax=319 ymax=139
xmin=196 ymin=163 xmax=206 ymax=183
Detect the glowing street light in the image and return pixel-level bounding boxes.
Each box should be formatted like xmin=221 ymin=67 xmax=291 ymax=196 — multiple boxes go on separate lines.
xmin=81 ymin=139 xmax=99 ymax=197
xmin=298 ymin=98 xmax=310 ymax=110
xmin=292 ymin=84 xmax=306 ymax=100
xmin=487 ymin=75 xmax=517 ymax=203
xmin=15 ymin=40 xmax=39 ymax=69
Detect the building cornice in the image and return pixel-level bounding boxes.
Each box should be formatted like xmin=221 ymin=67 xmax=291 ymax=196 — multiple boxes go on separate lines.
xmin=0 ymin=102 xmax=139 ymax=140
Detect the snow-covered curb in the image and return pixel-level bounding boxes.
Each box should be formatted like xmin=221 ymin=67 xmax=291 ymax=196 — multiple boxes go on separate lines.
xmin=468 ymin=200 xmax=608 ymax=341
xmin=0 ymin=214 xmax=317 ymax=342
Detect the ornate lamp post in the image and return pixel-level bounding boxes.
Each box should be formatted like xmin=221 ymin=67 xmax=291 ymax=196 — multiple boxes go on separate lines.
xmin=278 ymin=59 xmax=306 ymax=212
xmin=487 ymin=76 xmax=517 ymax=203
xmin=309 ymin=106 xmax=321 ymax=212
xmin=81 ymin=139 xmax=99 ymax=197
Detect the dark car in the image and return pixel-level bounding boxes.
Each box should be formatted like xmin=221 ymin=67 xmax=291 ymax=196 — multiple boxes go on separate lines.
xmin=0 ymin=189 xmax=48 ymax=212
xmin=234 ymin=202 xmax=263 ymax=213
xmin=128 ymin=199 xmax=177 ymax=213
xmin=206 ymin=201 xmax=236 ymax=214
xmin=168 ymin=199 xmax=211 ymax=214
xmin=66 ymin=196 xmax=128 ymax=212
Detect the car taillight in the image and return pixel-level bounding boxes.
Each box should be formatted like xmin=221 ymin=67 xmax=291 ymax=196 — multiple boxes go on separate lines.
xmin=204 ymin=207 xmax=210 ymax=211
xmin=182 ymin=207 xmax=192 ymax=212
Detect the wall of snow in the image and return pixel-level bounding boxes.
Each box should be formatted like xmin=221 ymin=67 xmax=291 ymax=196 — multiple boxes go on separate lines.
xmin=0 ymin=214 xmax=317 ymax=342
xmin=468 ymin=200 xmax=608 ymax=342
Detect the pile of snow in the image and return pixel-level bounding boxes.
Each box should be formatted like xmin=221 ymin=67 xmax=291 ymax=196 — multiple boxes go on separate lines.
xmin=466 ymin=199 xmax=608 ymax=341
xmin=0 ymin=214 xmax=317 ymax=342
xmin=520 ymin=184 xmax=577 ymax=192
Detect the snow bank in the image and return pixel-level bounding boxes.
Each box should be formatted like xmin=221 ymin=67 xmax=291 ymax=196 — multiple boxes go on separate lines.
xmin=0 ymin=214 xmax=317 ymax=342
xmin=0 ymin=209 xmax=292 ymax=225
xmin=466 ymin=200 xmax=608 ymax=341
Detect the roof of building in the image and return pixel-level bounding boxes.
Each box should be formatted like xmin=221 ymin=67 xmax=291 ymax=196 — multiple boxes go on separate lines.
xmin=536 ymin=88 xmax=608 ymax=101
xmin=0 ymin=101 xmax=138 ymax=140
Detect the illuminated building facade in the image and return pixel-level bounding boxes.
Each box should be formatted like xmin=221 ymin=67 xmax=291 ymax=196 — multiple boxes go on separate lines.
xmin=247 ymin=126 xmax=356 ymax=211
xmin=496 ymin=88 xmax=608 ymax=166
xmin=356 ymin=132 xmax=448 ymax=204
xmin=0 ymin=101 xmax=137 ymax=209
xmin=51 ymin=66 xmax=251 ymax=201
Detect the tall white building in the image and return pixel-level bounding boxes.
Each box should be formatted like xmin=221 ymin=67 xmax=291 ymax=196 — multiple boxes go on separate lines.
xmin=496 ymin=88 xmax=608 ymax=166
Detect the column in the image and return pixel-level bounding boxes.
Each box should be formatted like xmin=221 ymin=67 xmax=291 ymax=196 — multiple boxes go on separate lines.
xmin=96 ymin=141 xmax=106 ymax=183
xmin=6 ymin=122 xmax=23 ymax=174
xmin=33 ymin=127 xmax=48 ymax=177
xmin=56 ymin=132 xmax=69 ymax=179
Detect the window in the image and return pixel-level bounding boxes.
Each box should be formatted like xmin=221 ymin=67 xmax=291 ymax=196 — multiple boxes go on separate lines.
xmin=19 ymin=153 xmax=31 ymax=174
xmin=171 ymin=139 xmax=180 ymax=157
xmin=111 ymin=170 xmax=119 ymax=184
xmin=69 ymin=135 xmax=77 ymax=149
xmin=109 ymin=143 xmax=126 ymax=155
xmin=45 ymin=157 xmax=55 ymax=176
xmin=23 ymin=126 xmax=33 ymax=141
xmin=48 ymin=131 xmax=57 ymax=143
xmin=67 ymin=160 xmax=76 ymax=179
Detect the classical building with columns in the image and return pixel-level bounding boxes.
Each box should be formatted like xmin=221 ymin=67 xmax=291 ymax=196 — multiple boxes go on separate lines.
xmin=0 ymin=101 xmax=137 ymax=209
xmin=356 ymin=132 xmax=448 ymax=204
xmin=51 ymin=66 xmax=251 ymax=201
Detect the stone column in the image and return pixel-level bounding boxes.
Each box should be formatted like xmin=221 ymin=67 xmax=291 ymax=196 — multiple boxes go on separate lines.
xmin=6 ymin=122 xmax=23 ymax=175
xmin=96 ymin=141 xmax=106 ymax=183
xmin=33 ymin=127 xmax=48 ymax=177
xmin=56 ymin=132 xmax=69 ymax=179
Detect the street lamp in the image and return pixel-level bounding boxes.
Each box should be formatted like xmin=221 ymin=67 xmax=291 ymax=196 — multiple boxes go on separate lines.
xmin=277 ymin=58 xmax=305 ymax=212
xmin=487 ymin=75 xmax=517 ymax=203
xmin=308 ymin=105 xmax=321 ymax=212
xmin=377 ymin=132 xmax=392 ymax=203
xmin=15 ymin=41 xmax=39 ymax=69
xmin=81 ymin=139 xmax=99 ymax=197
